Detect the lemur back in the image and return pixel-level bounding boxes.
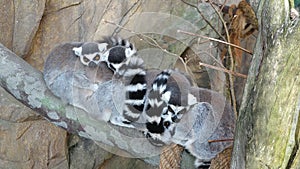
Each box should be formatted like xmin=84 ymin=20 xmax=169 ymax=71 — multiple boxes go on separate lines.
xmin=44 ymin=42 xmax=114 ymax=121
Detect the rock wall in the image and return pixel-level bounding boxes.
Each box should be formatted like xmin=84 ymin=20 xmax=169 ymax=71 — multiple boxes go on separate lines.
xmin=0 ymin=0 xmax=241 ymax=168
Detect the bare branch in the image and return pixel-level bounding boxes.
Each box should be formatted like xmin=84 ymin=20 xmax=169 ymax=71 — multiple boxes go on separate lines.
xmin=199 ymin=62 xmax=247 ymax=78
xmin=104 ymin=20 xmax=178 ymax=57
xmin=208 ymin=138 xmax=234 ymax=143
xmin=177 ymin=29 xmax=253 ymax=55
xmin=0 ymin=43 xmax=161 ymax=158
xmin=206 ymin=0 xmax=239 ymax=118
xmin=181 ymin=0 xmax=225 ymax=40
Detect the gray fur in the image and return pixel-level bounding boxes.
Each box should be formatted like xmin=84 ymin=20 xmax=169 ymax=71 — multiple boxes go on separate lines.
xmin=44 ymin=40 xmax=235 ymax=168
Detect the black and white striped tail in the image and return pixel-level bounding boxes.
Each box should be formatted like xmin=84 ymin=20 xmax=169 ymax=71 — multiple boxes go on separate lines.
xmin=118 ymin=57 xmax=147 ymax=122
xmin=145 ymin=69 xmax=173 ymax=133
xmin=98 ymin=36 xmax=135 ymax=50
xmin=99 ymin=37 xmax=146 ymax=124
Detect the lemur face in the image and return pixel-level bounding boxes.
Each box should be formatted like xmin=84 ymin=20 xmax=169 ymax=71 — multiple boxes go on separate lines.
xmin=73 ymin=42 xmax=108 ymax=67
xmin=145 ymin=104 xmax=186 ymax=146
xmin=162 ymin=105 xmax=185 ymax=123
xmin=73 ymin=37 xmax=136 ymax=71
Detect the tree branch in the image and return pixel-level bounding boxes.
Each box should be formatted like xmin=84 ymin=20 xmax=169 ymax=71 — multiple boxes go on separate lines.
xmin=231 ymin=1 xmax=300 ymax=168
xmin=0 ymin=43 xmax=162 ymax=159
xmin=0 ymin=42 xmax=236 ymax=167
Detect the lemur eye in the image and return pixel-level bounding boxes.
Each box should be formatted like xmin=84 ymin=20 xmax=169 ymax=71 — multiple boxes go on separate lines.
xmin=93 ymin=54 xmax=100 ymax=61
xmin=83 ymin=56 xmax=90 ymax=63
xmin=171 ymin=116 xmax=178 ymax=123
xmin=164 ymin=121 xmax=170 ymax=128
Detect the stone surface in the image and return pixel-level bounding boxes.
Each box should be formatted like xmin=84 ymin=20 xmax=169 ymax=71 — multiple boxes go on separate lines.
xmin=0 ymin=0 xmax=14 ymax=50
xmin=0 ymin=0 xmax=240 ymax=169
xmin=68 ymin=136 xmax=113 ymax=169
xmin=0 ymin=87 xmax=40 ymax=122
xmin=0 ymin=87 xmax=68 ymax=169
xmin=0 ymin=118 xmax=68 ymax=169
xmin=98 ymin=155 xmax=156 ymax=169
xmin=0 ymin=0 xmax=46 ymax=57
xmin=13 ymin=0 xmax=46 ymax=57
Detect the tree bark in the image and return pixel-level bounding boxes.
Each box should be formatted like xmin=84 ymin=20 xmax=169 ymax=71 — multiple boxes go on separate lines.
xmin=231 ymin=0 xmax=300 ymax=168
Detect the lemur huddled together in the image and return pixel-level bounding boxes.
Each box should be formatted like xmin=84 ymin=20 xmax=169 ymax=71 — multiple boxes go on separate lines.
xmin=72 ymin=36 xmax=196 ymax=145
xmin=43 ymin=36 xmax=235 ymax=168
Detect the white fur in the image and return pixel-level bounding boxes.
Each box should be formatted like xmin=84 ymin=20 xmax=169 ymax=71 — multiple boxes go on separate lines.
xmin=97 ymin=43 xmax=108 ymax=52
xmin=125 ymin=99 xmax=144 ymax=105
xmin=123 ymin=108 xmax=142 ymax=119
xmin=188 ymin=93 xmax=197 ymax=106
xmin=73 ymin=47 xmax=82 ymax=56
xmin=148 ymin=98 xmax=164 ymax=107
xmin=161 ymin=91 xmax=171 ymax=102
xmin=126 ymin=83 xmax=147 ymax=91
xmin=122 ymin=68 xmax=145 ymax=77
xmin=146 ymin=116 xmax=161 ymax=124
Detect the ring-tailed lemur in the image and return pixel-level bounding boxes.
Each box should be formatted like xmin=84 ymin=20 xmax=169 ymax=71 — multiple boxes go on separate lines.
xmin=145 ymin=69 xmax=197 ymax=145
xmin=99 ymin=36 xmax=137 ymax=72
xmin=73 ymin=37 xmax=146 ymax=128
xmin=72 ymin=36 xmax=136 ymax=69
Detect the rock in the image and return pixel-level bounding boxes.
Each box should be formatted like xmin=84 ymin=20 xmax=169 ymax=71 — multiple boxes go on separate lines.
xmin=0 ymin=118 xmax=68 ymax=169
xmin=68 ymin=135 xmax=113 ymax=169
xmin=0 ymin=0 xmax=46 ymax=57
xmin=0 ymin=0 xmax=14 ymax=50
xmin=0 ymin=87 xmax=68 ymax=169
xmin=0 ymin=1 xmax=239 ymax=169
xmin=0 ymin=87 xmax=40 ymax=122
xmin=98 ymin=155 xmax=156 ymax=169
xmin=25 ymin=0 xmax=82 ymax=70
xmin=13 ymin=0 xmax=46 ymax=57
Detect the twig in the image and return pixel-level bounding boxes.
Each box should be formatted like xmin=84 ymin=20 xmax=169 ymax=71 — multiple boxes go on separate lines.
xmin=177 ymin=29 xmax=253 ymax=55
xmin=198 ymin=51 xmax=232 ymax=83
xmin=200 ymin=50 xmax=226 ymax=68
xmin=199 ymin=62 xmax=247 ymax=78
xmin=178 ymin=55 xmax=191 ymax=75
xmin=112 ymin=0 xmax=141 ymax=36
xmin=208 ymin=138 xmax=234 ymax=143
xmin=208 ymin=0 xmax=229 ymax=12
xmin=104 ymin=20 xmax=178 ymax=57
xmin=207 ymin=0 xmax=239 ymax=119
xmin=209 ymin=0 xmax=239 ymax=119
xmin=181 ymin=0 xmax=225 ymax=40
xmin=180 ymin=1 xmax=242 ymax=118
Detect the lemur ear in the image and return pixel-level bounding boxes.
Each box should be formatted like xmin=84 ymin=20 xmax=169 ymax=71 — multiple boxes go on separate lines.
xmin=187 ymin=93 xmax=197 ymax=106
xmin=72 ymin=47 xmax=82 ymax=56
xmin=161 ymin=91 xmax=171 ymax=103
xmin=124 ymin=45 xmax=137 ymax=58
xmin=97 ymin=43 xmax=108 ymax=52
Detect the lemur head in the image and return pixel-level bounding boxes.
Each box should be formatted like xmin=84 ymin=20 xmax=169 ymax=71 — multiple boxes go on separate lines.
xmin=73 ymin=37 xmax=136 ymax=71
xmin=101 ymin=44 xmax=137 ymax=72
xmin=73 ymin=42 xmax=108 ymax=67
xmin=145 ymin=69 xmax=198 ymax=145
xmin=145 ymin=104 xmax=186 ymax=145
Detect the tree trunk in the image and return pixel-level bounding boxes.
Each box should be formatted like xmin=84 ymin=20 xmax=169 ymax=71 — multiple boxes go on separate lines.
xmin=231 ymin=0 xmax=300 ymax=168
